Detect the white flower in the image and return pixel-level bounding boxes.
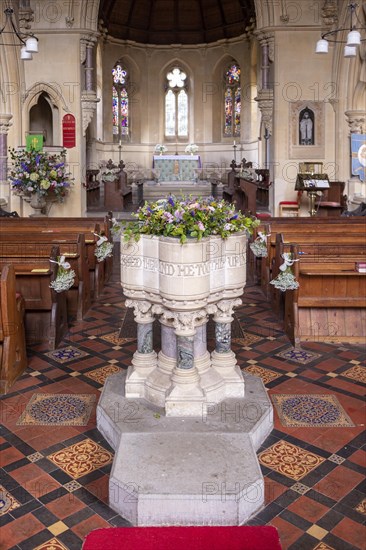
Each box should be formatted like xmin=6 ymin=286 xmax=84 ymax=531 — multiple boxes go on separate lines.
xmin=270 ymin=269 xmax=299 ymax=292
xmin=94 ymin=240 xmax=114 ymax=262
xmin=155 ymin=144 xmax=167 ymax=153
xmin=50 ymin=268 xmax=76 ymax=293
xmin=185 ymin=143 xmax=199 ymax=154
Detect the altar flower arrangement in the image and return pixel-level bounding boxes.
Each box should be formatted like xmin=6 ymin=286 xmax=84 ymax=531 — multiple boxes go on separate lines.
xmin=120 ymin=195 xmax=259 ymax=244
xmin=185 ymin=143 xmax=199 ymax=155
xmin=9 ymin=148 xmax=74 ymax=202
xmin=155 ymin=144 xmax=168 ymax=155
xmin=270 ymin=252 xmax=299 ymax=291
xmin=250 ymin=230 xmax=269 ymax=257
xmin=94 ymin=233 xmax=114 ymax=262
xmin=49 ymin=256 xmax=76 ymax=293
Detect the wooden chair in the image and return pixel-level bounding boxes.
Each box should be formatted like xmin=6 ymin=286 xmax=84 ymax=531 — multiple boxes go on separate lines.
xmin=315 ymin=181 xmax=347 ymax=217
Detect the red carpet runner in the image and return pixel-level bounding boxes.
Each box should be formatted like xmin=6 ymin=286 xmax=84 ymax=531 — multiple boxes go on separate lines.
xmin=82 ymin=526 xmax=282 ymax=549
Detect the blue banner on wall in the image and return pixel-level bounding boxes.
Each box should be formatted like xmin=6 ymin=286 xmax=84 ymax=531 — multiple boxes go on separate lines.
xmin=351 ymin=134 xmax=366 ymax=182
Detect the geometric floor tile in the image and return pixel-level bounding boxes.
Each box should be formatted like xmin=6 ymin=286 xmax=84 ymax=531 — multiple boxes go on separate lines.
xmin=233 ymin=332 xmax=262 ymax=347
xmin=84 ymin=364 xmax=122 ymax=385
xmin=258 ymin=440 xmax=326 ymax=480
xmin=275 ymin=347 xmax=321 ymax=364
xmin=16 ymin=394 xmax=96 ymax=426
xmin=47 ymin=438 xmax=113 ymax=479
xmin=100 ymin=331 xmax=135 ymax=346
xmin=63 ymin=480 xmax=82 ymax=492
xmin=44 ymin=346 xmax=89 ymax=364
xmin=342 ymin=365 xmax=366 ymax=384
xmin=34 ymin=538 xmax=69 ymax=550
xmin=243 ymin=364 xmax=282 ymax=385
xmin=355 ymin=497 xmax=366 ymax=515
xmin=0 ymin=485 xmax=21 ymax=516
xmin=271 ymin=394 xmax=355 ymax=428
xmin=290 ymin=482 xmax=310 ymax=495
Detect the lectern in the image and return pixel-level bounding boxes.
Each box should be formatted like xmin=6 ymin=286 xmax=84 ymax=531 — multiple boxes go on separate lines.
xmin=295 ymin=162 xmax=330 ymax=216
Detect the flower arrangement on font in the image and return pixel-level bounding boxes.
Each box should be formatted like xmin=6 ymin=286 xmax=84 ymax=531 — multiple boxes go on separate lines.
xmin=116 ymin=195 xmax=259 ymax=244
xmin=49 ymin=256 xmax=76 ymax=293
xmin=9 ymin=148 xmax=74 ymax=202
xmin=155 ymin=144 xmax=168 ymax=155
xmin=94 ymin=233 xmax=114 ymax=263
xmin=270 ymin=253 xmax=299 ymax=291
xmin=185 ymin=143 xmax=199 ymax=155
xmin=250 ymin=230 xmax=270 ymax=257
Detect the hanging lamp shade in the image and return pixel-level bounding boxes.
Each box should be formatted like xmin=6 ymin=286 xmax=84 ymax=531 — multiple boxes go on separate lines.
xmin=346 ymin=30 xmax=361 ymax=47
xmin=20 ymin=46 xmax=32 ymax=60
xmin=344 ymin=45 xmax=357 ymax=57
xmin=315 ymin=39 xmax=329 ymax=54
xmin=25 ymin=36 xmax=38 ymax=53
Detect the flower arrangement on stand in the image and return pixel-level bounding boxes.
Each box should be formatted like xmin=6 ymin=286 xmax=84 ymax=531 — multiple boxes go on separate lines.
xmin=9 ymin=148 xmax=74 ymax=203
xmin=49 ymin=256 xmax=76 ymax=293
xmin=154 ymin=144 xmax=168 ymax=155
xmin=270 ymin=253 xmax=299 ymax=291
xmin=185 ymin=143 xmax=199 ymax=155
xmin=119 ymin=194 xmax=259 ymax=244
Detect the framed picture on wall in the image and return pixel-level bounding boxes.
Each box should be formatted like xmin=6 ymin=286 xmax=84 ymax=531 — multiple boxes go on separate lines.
xmin=289 ymin=101 xmax=325 ymax=159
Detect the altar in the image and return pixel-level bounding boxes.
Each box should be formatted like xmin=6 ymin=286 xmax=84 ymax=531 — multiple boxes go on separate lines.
xmin=153 ymin=155 xmax=201 ymax=182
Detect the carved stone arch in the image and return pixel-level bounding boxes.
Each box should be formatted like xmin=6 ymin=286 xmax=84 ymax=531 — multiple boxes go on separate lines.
xmin=23 ymin=82 xmax=68 ymax=146
xmin=79 ymin=0 xmax=99 ymax=32
xmin=253 ymin=0 xmax=275 ymax=29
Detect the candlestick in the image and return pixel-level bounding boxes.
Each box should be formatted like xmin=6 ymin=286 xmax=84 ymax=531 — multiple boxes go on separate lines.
xmin=233 ymin=140 xmax=236 ymax=146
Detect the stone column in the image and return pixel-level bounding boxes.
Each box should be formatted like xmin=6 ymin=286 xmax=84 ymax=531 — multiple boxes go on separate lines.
xmin=345 ymin=110 xmax=366 ymax=202
xmin=165 ymin=311 xmax=206 ymax=417
xmin=0 ymin=114 xmax=12 ymax=208
xmin=211 ymin=298 xmax=244 ymax=398
xmin=144 ymin=310 xmax=177 ymax=408
xmin=125 ymin=300 xmax=157 ymax=398
xmin=80 ymin=37 xmax=99 ymax=136
xmin=85 ymin=42 xmax=94 ymax=92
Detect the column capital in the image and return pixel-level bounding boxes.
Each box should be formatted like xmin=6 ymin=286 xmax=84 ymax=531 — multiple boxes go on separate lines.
xmin=214 ymin=298 xmax=242 ymax=323
xmin=125 ymin=299 xmax=154 ymax=323
xmin=345 ymin=110 xmax=366 ymax=134
xmin=0 ymin=114 xmax=13 ymax=135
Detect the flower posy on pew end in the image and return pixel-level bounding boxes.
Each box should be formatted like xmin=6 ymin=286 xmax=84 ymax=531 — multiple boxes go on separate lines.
xmin=94 ymin=233 xmax=114 ymax=262
xmin=9 ymin=148 xmax=74 ymax=202
xmin=49 ymin=256 xmax=76 ymax=293
xmin=119 ymin=194 xmax=259 ymax=244
xmin=270 ymin=253 xmax=299 ymax=291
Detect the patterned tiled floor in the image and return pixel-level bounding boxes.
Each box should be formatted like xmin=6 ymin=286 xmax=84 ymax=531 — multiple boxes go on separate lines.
xmin=1 ymin=249 xmax=365 ymax=549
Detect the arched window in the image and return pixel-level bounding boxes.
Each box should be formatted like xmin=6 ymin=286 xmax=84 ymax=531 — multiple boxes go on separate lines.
xmin=165 ymin=67 xmax=188 ymax=138
xmin=112 ymin=63 xmax=129 ymax=141
xmin=224 ymin=63 xmax=241 ymax=137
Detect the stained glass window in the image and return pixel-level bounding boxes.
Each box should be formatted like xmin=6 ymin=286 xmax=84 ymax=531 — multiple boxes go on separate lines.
xmin=112 ymin=63 xmax=129 ymax=140
xmin=224 ymin=63 xmax=241 ymax=137
xmin=165 ymin=67 xmax=188 ymax=138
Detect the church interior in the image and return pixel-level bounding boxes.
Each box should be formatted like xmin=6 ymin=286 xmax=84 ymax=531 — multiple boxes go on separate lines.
xmin=0 ymin=1 xmax=365 ymax=549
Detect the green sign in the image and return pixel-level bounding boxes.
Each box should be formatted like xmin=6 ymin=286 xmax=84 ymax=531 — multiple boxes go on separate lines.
xmin=26 ymin=134 xmax=43 ymax=151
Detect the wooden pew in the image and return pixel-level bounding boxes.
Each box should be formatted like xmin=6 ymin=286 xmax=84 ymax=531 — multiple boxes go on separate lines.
xmin=284 ymin=245 xmax=366 ymax=345
xmin=0 ymin=245 xmax=68 ymax=350
xmin=0 ymin=232 xmax=91 ymax=321
xmin=270 ymin=232 xmax=366 ymax=316
xmin=258 ymin=224 xmax=366 ymax=298
xmin=0 ymin=264 xmax=28 ymax=394
xmin=0 ymin=219 xmax=109 ymax=299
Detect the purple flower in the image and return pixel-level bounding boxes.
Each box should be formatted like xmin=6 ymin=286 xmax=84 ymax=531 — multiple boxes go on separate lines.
xmin=168 ymin=196 xmax=175 ymax=207
xmin=197 ymin=221 xmax=205 ymax=231
xmin=174 ymin=210 xmax=183 ymax=221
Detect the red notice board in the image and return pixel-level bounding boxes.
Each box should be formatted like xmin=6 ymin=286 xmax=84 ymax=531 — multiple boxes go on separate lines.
xmin=62 ymin=114 xmax=76 ymax=148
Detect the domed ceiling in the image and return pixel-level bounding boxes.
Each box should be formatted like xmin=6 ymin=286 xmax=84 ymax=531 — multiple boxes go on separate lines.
xmin=99 ymin=0 xmax=256 ymax=45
